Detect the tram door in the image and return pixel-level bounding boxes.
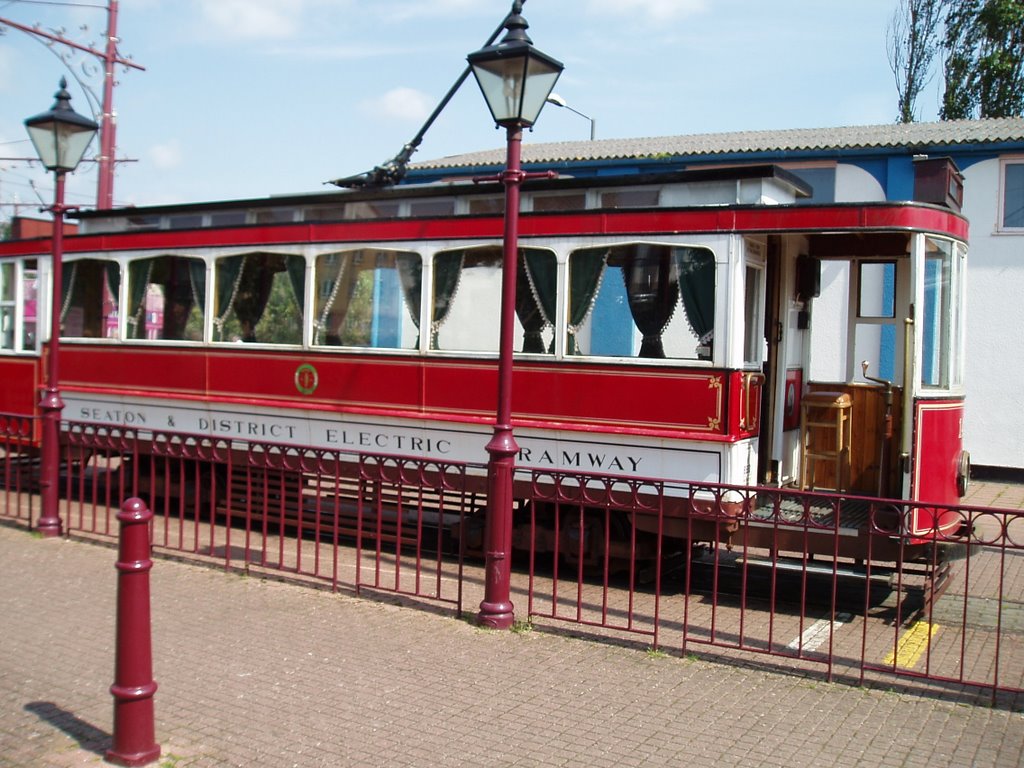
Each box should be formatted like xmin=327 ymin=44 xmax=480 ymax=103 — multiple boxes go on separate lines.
xmin=757 ymin=238 xmax=783 ymax=486
xmin=775 ymin=239 xmax=912 ymax=499
xmin=786 ymin=240 xmax=917 ymax=501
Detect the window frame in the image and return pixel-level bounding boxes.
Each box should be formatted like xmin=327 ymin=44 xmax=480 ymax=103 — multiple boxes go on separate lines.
xmin=998 ymin=156 xmax=1024 ymax=232
xmin=0 ymin=259 xmax=39 ymax=354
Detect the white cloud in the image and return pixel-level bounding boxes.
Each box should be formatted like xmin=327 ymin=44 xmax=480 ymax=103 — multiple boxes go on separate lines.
xmin=149 ymin=140 xmax=183 ymax=170
xmin=586 ymin=0 xmax=706 ymax=22
xmin=193 ymin=0 xmax=301 ymax=40
xmin=361 ymin=87 xmax=433 ymax=122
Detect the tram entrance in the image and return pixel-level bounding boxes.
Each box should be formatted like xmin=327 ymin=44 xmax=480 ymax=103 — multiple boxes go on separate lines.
xmin=757 ymin=232 xmax=920 ymax=500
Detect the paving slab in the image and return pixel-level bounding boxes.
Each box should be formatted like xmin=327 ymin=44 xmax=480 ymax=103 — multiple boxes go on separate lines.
xmin=1 ymin=484 xmax=1023 ymax=767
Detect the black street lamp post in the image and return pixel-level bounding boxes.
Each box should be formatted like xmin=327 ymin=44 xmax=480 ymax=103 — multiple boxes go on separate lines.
xmin=467 ymin=1 xmax=563 ymax=629
xmin=24 ymin=78 xmax=99 ymax=537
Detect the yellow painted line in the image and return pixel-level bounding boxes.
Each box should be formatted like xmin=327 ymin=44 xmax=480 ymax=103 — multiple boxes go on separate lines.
xmin=882 ymin=620 xmax=940 ymax=669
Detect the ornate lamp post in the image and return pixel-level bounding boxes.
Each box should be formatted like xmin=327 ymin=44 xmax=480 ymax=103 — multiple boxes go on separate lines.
xmin=24 ymin=78 xmax=99 ymax=537
xmin=468 ymin=1 xmax=562 ymax=628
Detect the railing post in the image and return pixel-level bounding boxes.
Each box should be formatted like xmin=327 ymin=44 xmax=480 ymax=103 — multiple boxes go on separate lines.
xmin=106 ymin=497 xmax=161 ymax=767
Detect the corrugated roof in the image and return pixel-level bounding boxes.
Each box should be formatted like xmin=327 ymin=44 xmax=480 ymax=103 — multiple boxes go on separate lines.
xmin=412 ymin=117 xmax=1024 ymax=170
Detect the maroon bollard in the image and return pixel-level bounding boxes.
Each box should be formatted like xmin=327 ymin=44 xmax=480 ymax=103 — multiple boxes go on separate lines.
xmin=106 ymin=497 xmax=161 ymax=767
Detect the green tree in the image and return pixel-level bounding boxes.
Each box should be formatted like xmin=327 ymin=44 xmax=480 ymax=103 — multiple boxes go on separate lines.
xmin=888 ymin=0 xmax=946 ymax=123
xmin=941 ymin=0 xmax=1024 ymax=119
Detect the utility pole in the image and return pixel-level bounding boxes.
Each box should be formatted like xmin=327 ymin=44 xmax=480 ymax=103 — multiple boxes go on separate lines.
xmin=0 ymin=1 xmax=144 ymax=209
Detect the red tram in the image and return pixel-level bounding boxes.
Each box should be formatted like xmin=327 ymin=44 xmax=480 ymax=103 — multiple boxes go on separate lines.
xmin=0 ymin=164 xmax=970 ymax=564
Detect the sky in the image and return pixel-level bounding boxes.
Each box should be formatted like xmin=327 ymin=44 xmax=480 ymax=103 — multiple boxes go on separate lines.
xmin=0 ymin=0 xmax=944 ymax=215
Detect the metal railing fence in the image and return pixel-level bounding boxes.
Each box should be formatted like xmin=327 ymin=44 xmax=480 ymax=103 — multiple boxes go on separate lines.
xmin=22 ymin=420 xmax=475 ymax=615
xmin=0 ymin=414 xmax=36 ymax=525
xmin=1 ymin=414 xmax=1020 ymax=704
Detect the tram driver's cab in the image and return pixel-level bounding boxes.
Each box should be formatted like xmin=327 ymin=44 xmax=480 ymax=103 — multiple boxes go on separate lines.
xmin=760 ymin=228 xmax=968 ymax=509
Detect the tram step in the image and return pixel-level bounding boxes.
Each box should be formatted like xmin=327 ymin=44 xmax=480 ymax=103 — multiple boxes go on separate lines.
xmin=740 ymin=556 xmax=894 ymax=584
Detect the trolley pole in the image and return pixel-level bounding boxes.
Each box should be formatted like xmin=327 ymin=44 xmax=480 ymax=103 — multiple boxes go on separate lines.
xmin=106 ymin=497 xmax=160 ymax=767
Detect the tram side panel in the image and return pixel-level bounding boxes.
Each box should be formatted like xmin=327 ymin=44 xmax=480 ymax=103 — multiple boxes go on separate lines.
xmin=911 ymin=398 xmax=967 ymax=535
xmin=58 ymin=343 xmax=751 ymax=467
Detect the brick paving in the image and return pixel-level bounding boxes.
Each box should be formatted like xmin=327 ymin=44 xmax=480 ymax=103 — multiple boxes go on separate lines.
xmin=1 ymin=483 xmax=1022 ymax=767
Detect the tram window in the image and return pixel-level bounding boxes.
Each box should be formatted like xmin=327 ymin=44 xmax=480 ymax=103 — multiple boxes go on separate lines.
xmin=430 ymin=246 xmax=556 ymax=354
xmin=532 ymin=193 xmax=586 ymax=212
xmin=210 ymin=211 xmax=247 ymax=227
xmin=313 ymin=249 xmax=420 ymax=350
xmin=0 ymin=263 xmax=14 ymax=350
xmin=314 ymin=206 xmax=348 ymax=222
xmin=22 ymin=263 xmax=39 ymax=351
xmin=743 ymin=265 xmax=763 ymax=365
xmin=922 ymin=239 xmax=954 ymax=388
xmin=346 ymin=201 xmax=401 ymax=220
xmin=167 ymin=214 xmax=203 ymax=230
xmin=213 ymin=252 xmax=304 ymax=344
xmin=126 ymin=215 xmax=160 ymax=231
xmin=409 ymin=200 xmax=455 ymax=217
xmin=851 ymin=261 xmax=898 ymax=383
xmin=858 ymin=262 xmax=896 ymax=318
xmin=126 ymin=255 xmax=206 ymax=341
xmin=600 ymin=189 xmax=660 ymax=208
xmin=567 ymin=243 xmax=715 ymax=361
xmin=468 ymin=197 xmax=503 ymax=215
xmin=254 ymin=208 xmax=297 ymax=225
xmin=61 ymin=258 xmax=120 ymax=339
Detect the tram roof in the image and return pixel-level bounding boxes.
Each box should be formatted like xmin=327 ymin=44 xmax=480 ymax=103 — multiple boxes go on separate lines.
xmin=75 ymin=163 xmax=810 ymax=221
xmin=407 ymin=117 xmax=1024 ymax=173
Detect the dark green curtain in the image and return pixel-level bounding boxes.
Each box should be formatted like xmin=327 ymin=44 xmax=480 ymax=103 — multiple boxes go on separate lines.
xmin=232 ymin=256 xmax=275 ymax=342
xmin=59 ymin=259 xmax=119 ymax=334
xmin=673 ymin=247 xmax=716 ymax=358
xmin=59 ymin=261 xmax=77 ymax=323
xmin=315 ymin=256 xmax=360 ymax=345
xmin=127 ymin=259 xmax=154 ymax=339
xmin=214 ymin=255 xmax=245 ymax=340
xmin=396 ymin=252 xmax=423 ymax=346
xmin=515 ymin=249 xmax=556 ymax=354
xmin=566 ymin=248 xmax=607 ymax=354
xmin=104 ymin=262 xmax=120 ymax=315
xmin=188 ymin=258 xmax=207 ymax=317
xmin=286 ymin=256 xmax=305 ymax=322
xmin=429 ymin=252 xmax=464 ymax=350
xmin=620 ymin=244 xmax=679 ymax=359
xmin=163 ymin=257 xmax=201 ymax=340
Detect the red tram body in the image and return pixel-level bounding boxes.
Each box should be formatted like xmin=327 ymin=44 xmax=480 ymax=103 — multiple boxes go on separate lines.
xmin=0 ymin=166 xmax=970 ymax=564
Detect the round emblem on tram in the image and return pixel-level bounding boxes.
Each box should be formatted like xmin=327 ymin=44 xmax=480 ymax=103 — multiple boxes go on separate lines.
xmin=294 ymin=363 xmax=319 ymax=395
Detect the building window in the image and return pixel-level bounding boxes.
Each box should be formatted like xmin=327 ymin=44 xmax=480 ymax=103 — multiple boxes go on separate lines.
xmin=1001 ymin=160 xmax=1024 ymax=229
xmin=785 ymin=166 xmax=836 ymax=205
